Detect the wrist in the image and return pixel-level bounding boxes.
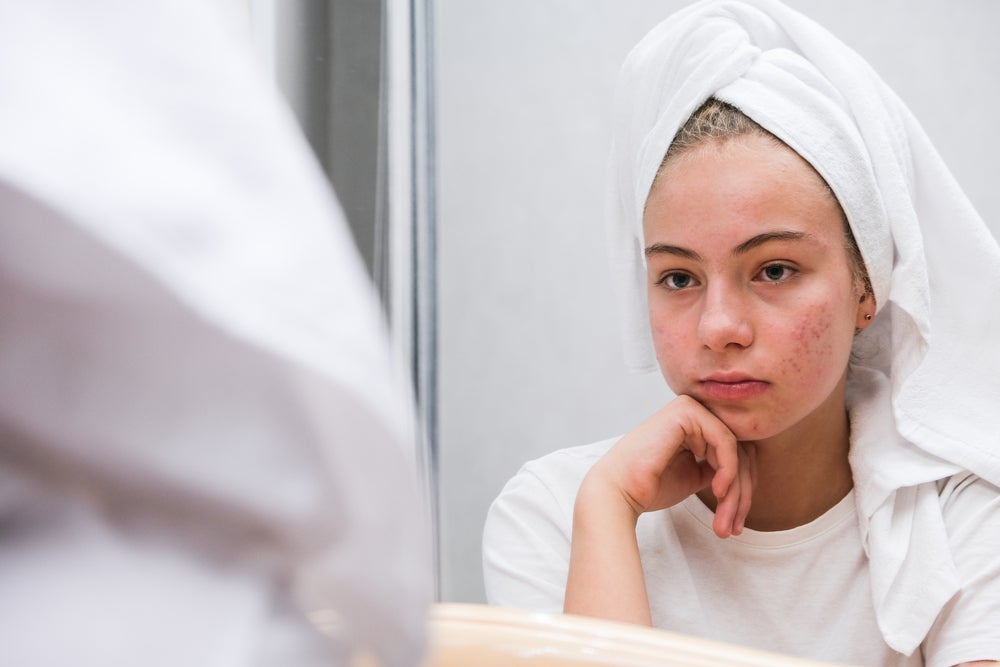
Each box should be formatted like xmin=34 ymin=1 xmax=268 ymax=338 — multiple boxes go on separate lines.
xmin=575 ymin=464 xmax=642 ymax=527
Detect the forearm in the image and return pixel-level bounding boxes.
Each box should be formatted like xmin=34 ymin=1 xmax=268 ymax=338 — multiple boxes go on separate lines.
xmin=563 ymin=470 xmax=652 ymax=626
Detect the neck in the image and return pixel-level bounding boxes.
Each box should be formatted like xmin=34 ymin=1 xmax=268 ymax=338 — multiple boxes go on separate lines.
xmin=697 ymin=376 xmax=854 ymax=531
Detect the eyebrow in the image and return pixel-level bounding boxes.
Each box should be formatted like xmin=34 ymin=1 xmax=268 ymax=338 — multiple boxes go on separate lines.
xmin=643 ymin=243 xmax=702 ymax=261
xmin=733 ymin=230 xmax=809 ymax=255
xmin=644 ymin=230 xmax=811 ymax=260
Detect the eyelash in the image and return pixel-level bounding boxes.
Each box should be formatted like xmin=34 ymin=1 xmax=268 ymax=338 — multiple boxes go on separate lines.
xmin=755 ymin=263 xmax=797 ymax=283
xmin=657 ymin=272 xmax=699 ymax=290
xmin=656 ymin=263 xmax=797 ymax=290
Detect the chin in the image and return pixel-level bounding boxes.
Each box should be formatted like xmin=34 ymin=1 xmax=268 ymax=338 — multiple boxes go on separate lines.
xmin=710 ymin=408 xmax=784 ymax=443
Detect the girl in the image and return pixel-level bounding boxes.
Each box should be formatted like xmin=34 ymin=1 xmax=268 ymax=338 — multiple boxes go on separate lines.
xmin=483 ymin=2 xmax=1000 ymax=666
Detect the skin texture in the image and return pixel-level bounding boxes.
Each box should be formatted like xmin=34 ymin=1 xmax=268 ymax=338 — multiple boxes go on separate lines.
xmin=564 ymin=135 xmax=875 ymax=626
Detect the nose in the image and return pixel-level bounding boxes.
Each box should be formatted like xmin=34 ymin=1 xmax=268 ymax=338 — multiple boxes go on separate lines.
xmin=697 ymin=283 xmax=753 ymax=351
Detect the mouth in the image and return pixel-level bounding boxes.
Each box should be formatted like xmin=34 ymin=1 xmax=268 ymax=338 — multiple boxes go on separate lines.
xmin=698 ymin=373 xmax=770 ymax=401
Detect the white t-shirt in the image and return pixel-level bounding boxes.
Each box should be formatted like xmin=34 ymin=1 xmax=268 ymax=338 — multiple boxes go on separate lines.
xmin=483 ymin=438 xmax=1000 ymax=667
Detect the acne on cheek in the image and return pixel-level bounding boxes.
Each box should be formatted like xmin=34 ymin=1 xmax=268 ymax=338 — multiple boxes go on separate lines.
xmin=778 ymin=304 xmax=841 ymax=378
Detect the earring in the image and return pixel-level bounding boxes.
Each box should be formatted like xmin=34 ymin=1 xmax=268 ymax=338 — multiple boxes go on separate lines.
xmin=864 ymin=313 xmax=873 ymax=321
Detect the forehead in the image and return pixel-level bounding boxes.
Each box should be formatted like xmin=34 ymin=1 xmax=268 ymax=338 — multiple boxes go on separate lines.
xmin=643 ymin=135 xmax=844 ymax=246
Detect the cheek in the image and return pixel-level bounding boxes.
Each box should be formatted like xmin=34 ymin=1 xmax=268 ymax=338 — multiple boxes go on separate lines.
xmin=649 ymin=313 xmax=691 ymax=387
xmin=772 ymin=301 xmax=852 ymax=386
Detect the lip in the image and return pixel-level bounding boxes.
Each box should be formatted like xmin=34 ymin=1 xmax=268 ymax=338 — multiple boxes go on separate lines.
xmin=698 ymin=373 xmax=770 ymax=401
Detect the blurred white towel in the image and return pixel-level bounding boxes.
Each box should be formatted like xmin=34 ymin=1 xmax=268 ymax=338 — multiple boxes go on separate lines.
xmin=0 ymin=2 xmax=430 ymax=666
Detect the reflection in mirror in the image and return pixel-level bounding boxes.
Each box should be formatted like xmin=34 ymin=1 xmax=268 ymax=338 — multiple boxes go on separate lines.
xmin=434 ymin=0 xmax=1000 ymax=618
xmin=239 ymin=0 xmax=1000 ymax=663
xmin=255 ymin=2 xmax=1000 ymax=655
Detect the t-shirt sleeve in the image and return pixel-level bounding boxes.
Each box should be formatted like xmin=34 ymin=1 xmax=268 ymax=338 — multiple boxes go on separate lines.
xmin=482 ymin=465 xmax=574 ymax=613
xmin=922 ymin=474 xmax=1000 ymax=667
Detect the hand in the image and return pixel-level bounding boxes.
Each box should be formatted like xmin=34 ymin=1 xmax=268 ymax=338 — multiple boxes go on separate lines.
xmin=564 ymin=395 xmax=755 ymax=624
xmin=585 ymin=394 xmax=755 ymax=538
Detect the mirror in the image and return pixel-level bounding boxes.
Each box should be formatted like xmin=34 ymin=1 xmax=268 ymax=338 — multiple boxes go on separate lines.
xmin=432 ymin=0 xmax=1000 ymax=604
xmin=257 ymin=0 xmax=1000 ymax=607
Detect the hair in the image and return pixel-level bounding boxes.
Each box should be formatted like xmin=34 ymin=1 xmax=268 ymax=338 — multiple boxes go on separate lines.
xmin=657 ymin=98 xmax=873 ymax=301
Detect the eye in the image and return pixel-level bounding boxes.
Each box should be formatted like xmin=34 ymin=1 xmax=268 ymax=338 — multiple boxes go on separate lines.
xmin=658 ymin=272 xmax=699 ymax=290
xmin=756 ymin=263 xmax=796 ymax=283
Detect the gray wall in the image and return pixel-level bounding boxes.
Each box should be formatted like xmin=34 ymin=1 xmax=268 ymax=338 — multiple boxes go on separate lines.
xmin=434 ymin=1 xmax=1000 ymax=603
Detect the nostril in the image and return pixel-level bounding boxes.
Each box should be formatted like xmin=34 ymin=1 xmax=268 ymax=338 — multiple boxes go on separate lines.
xmin=697 ymin=310 xmax=753 ymax=351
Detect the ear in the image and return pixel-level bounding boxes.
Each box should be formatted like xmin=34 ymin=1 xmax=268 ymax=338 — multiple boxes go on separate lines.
xmin=855 ymin=291 xmax=875 ymax=329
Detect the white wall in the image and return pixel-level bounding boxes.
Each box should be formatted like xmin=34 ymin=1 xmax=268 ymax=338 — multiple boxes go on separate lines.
xmin=434 ymin=0 xmax=1000 ymax=603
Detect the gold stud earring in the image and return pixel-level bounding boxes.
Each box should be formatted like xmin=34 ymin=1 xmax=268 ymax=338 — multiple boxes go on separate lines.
xmin=864 ymin=314 xmax=873 ymax=321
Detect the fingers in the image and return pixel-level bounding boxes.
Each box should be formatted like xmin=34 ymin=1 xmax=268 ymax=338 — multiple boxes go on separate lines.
xmin=663 ymin=397 xmax=746 ymax=538
xmin=598 ymin=395 xmax=749 ymax=522
xmin=689 ymin=407 xmax=739 ymax=504
xmin=710 ymin=442 xmax=755 ymax=538
xmin=734 ymin=443 xmax=756 ymax=534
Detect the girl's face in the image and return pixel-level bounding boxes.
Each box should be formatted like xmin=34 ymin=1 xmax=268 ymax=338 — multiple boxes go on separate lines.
xmin=643 ymin=134 xmax=870 ymax=442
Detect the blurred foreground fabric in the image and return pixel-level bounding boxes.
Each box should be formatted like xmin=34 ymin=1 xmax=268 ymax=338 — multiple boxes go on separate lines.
xmin=0 ymin=2 xmax=431 ymax=666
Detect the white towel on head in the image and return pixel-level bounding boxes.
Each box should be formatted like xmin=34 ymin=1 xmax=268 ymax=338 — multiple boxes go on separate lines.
xmin=606 ymin=0 xmax=1000 ymax=654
